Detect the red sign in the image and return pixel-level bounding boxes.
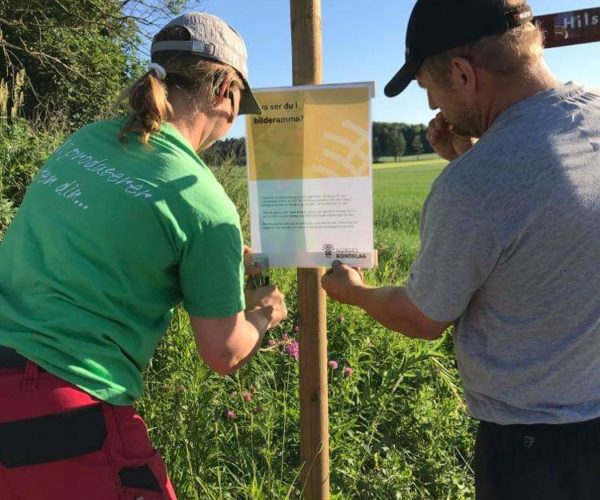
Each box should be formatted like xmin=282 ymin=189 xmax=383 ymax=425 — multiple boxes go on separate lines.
xmin=534 ymin=8 xmax=600 ymax=48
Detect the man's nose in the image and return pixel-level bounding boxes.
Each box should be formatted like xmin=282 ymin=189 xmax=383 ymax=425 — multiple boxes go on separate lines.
xmin=427 ymin=91 xmax=438 ymax=111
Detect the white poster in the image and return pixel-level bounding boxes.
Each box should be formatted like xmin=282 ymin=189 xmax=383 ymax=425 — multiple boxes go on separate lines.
xmin=246 ymin=82 xmax=376 ymax=268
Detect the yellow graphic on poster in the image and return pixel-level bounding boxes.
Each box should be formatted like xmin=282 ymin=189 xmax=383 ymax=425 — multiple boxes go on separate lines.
xmin=247 ymin=85 xmax=371 ymax=181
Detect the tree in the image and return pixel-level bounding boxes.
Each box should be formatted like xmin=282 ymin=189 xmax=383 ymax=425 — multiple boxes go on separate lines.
xmin=201 ymin=138 xmax=247 ymax=167
xmin=372 ymin=135 xmax=382 ymax=163
xmin=372 ymin=121 xmax=429 ymax=161
xmin=388 ymin=125 xmax=406 ymax=161
xmin=411 ymin=134 xmax=424 ymax=160
xmin=0 ymin=0 xmax=195 ymax=129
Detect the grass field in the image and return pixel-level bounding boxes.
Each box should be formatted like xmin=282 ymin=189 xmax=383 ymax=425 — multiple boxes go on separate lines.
xmin=139 ymin=158 xmax=477 ymax=499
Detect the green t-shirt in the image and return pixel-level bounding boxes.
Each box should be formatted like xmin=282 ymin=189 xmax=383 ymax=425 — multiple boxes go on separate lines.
xmin=0 ymin=119 xmax=245 ymax=404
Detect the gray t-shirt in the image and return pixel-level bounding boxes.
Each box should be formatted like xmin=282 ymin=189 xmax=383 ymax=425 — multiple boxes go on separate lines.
xmin=406 ymin=83 xmax=600 ymax=425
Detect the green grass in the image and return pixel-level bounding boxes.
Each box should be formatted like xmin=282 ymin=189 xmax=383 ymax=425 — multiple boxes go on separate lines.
xmin=139 ymin=158 xmax=476 ymax=499
xmin=372 ymin=160 xmax=446 ymax=286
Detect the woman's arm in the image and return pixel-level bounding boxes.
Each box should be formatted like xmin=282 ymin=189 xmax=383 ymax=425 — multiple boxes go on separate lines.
xmin=190 ymin=285 xmax=287 ymax=375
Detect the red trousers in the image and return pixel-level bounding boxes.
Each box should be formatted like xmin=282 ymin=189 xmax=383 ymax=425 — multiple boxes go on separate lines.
xmin=0 ymin=361 xmax=177 ymax=499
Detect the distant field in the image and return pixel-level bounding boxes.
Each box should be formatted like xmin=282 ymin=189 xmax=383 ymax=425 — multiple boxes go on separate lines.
xmin=371 ymin=159 xmax=446 ymax=284
xmin=374 ymin=160 xmax=446 ymax=204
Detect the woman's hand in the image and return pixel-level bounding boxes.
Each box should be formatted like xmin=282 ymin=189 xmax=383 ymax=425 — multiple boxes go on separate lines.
xmin=245 ymin=285 xmax=288 ymax=329
xmin=243 ymin=245 xmax=262 ymax=277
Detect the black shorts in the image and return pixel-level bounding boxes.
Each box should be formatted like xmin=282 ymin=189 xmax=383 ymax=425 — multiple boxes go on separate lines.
xmin=474 ymin=416 xmax=600 ymax=500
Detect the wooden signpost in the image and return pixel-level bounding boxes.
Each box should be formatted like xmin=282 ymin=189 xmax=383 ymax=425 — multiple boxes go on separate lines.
xmin=535 ymin=7 xmax=600 ymax=48
xmin=289 ymin=1 xmax=330 ymax=499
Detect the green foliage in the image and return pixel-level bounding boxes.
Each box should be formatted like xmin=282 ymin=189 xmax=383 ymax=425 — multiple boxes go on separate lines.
xmin=0 ymin=197 xmax=15 ymax=238
xmin=1 ymin=1 xmax=137 ymax=127
xmin=373 ymin=122 xmax=406 ymax=161
xmin=0 ymin=0 xmax=196 ymax=130
xmin=412 ymin=135 xmax=425 ymax=159
xmin=201 ymin=138 xmax=247 ymax=167
xmin=0 ymin=118 xmax=65 ymax=206
xmin=0 ymin=118 xmax=65 ymax=239
xmin=373 ymin=122 xmax=432 ymax=162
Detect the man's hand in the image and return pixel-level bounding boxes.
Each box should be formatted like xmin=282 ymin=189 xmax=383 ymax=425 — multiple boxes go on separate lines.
xmin=321 ymin=261 xmax=365 ymax=305
xmin=426 ymin=112 xmax=477 ymax=161
xmin=245 ymin=284 xmax=287 ymax=329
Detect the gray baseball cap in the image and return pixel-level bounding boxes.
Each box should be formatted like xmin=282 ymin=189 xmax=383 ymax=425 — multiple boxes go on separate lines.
xmin=151 ymin=12 xmax=261 ymax=115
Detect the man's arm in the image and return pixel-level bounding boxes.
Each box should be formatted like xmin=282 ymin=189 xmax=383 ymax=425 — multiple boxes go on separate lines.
xmin=322 ymin=264 xmax=451 ymax=340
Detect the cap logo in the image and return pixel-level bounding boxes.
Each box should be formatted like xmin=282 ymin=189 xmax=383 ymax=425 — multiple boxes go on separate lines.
xmin=191 ymin=41 xmax=215 ymax=56
xmin=518 ymin=9 xmax=532 ymax=20
xmin=506 ymin=6 xmax=533 ymax=28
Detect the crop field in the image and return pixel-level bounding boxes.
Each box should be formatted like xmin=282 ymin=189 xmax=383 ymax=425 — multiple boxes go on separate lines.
xmin=139 ymin=157 xmax=478 ymax=499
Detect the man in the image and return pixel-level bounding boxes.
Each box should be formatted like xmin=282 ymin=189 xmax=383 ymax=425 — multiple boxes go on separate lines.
xmin=321 ymin=0 xmax=600 ymax=498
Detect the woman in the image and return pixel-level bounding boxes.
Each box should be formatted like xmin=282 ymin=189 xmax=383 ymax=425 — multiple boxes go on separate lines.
xmin=0 ymin=12 xmax=286 ymax=499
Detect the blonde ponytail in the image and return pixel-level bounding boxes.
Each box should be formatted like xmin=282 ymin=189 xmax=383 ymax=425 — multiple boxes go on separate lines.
xmin=116 ymin=72 xmax=174 ymax=145
xmin=116 ymin=24 xmax=243 ymax=145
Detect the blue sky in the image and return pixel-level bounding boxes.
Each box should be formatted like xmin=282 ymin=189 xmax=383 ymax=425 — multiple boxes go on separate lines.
xmin=142 ymin=0 xmax=600 ymax=138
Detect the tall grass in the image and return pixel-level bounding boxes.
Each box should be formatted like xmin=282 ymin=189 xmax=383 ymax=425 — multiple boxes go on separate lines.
xmin=0 ymin=118 xmax=66 ymax=237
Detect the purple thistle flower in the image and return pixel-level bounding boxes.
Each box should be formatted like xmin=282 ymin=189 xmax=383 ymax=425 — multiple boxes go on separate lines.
xmin=226 ymin=409 xmax=236 ymax=420
xmin=282 ymin=333 xmax=289 ymax=341
xmin=344 ymin=367 xmax=353 ymax=377
xmin=328 ymin=360 xmax=339 ymax=370
xmin=284 ymin=340 xmax=299 ymax=359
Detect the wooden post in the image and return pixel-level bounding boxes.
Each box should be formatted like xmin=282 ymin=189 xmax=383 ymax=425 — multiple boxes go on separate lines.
xmin=290 ymin=1 xmax=330 ymax=499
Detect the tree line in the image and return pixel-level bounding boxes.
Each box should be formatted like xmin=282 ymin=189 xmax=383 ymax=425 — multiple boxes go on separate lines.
xmin=373 ymin=122 xmax=433 ymax=161
xmin=201 ymin=122 xmax=434 ymax=166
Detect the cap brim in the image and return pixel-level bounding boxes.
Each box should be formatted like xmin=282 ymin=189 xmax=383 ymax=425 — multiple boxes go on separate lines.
xmin=384 ymin=59 xmax=422 ymax=97
xmin=238 ymin=80 xmax=261 ymax=115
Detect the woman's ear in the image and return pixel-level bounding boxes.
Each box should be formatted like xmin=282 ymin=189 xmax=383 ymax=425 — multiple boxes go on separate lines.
xmin=216 ymin=75 xmax=233 ymax=101
xmin=227 ymin=89 xmax=235 ymax=123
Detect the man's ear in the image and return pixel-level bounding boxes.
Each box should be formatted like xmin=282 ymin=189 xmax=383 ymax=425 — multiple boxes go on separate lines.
xmin=450 ymin=56 xmax=477 ymax=94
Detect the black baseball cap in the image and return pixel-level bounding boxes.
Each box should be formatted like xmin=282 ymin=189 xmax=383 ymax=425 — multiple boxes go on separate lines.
xmin=384 ymin=0 xmax=534 ymax=97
